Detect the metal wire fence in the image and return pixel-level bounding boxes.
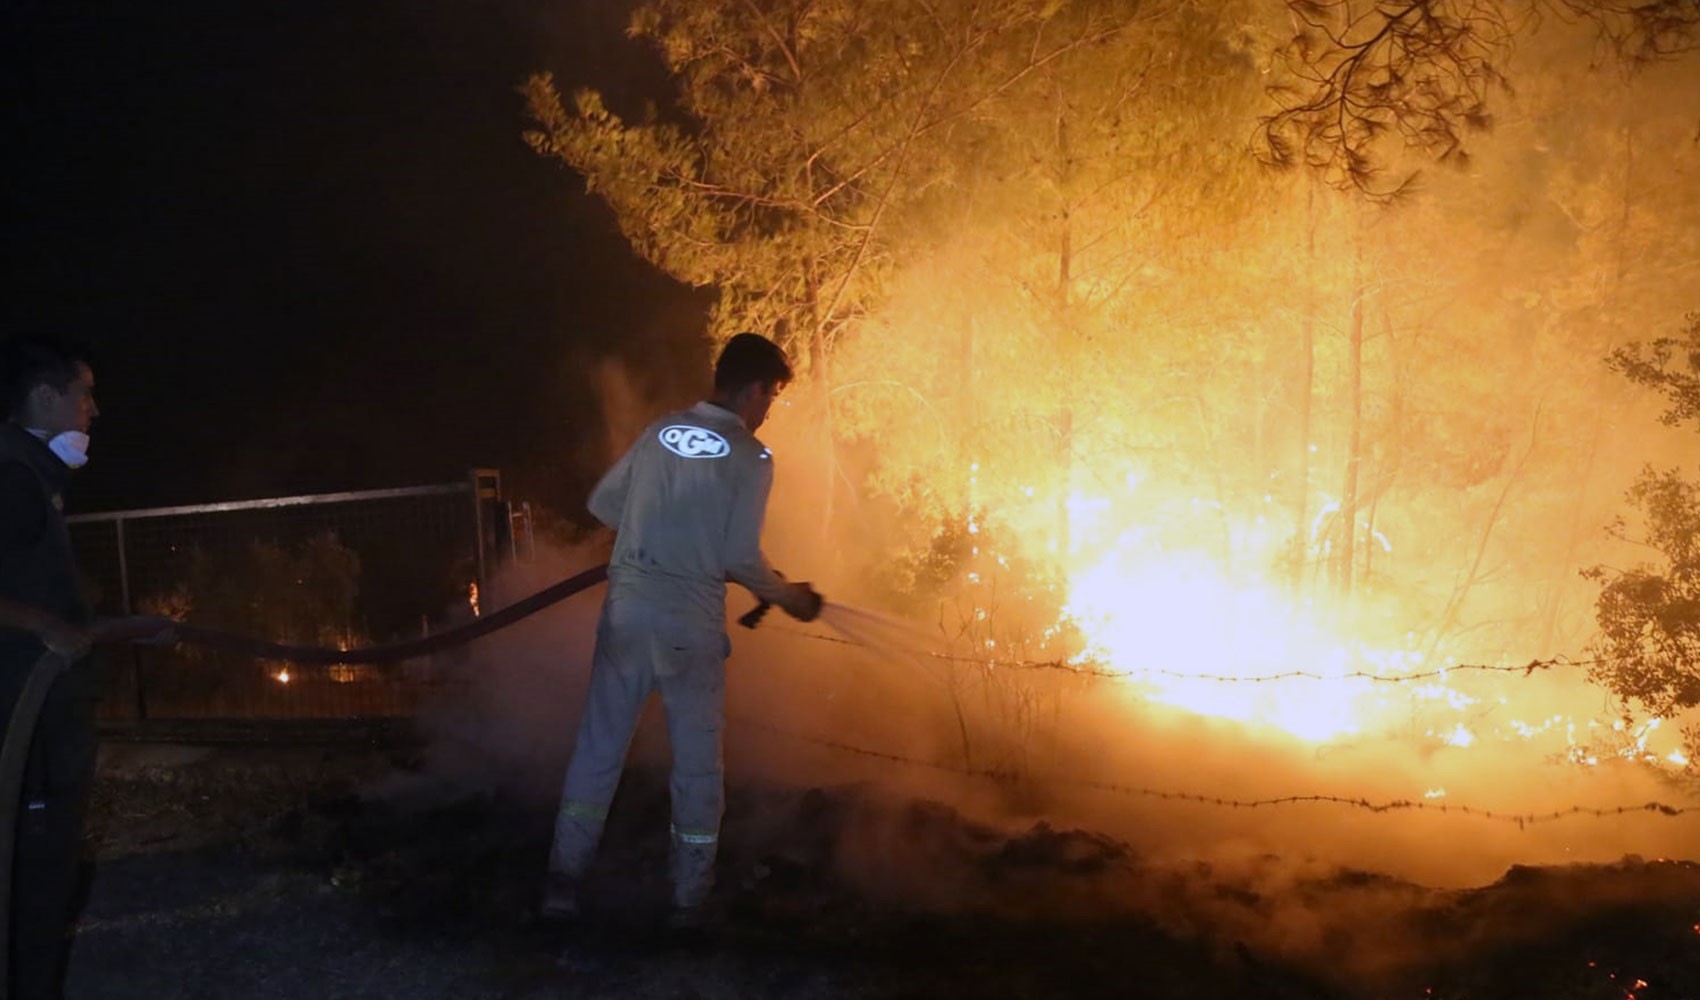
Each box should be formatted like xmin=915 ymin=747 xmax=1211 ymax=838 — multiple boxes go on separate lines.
xmin=68 ymin=472 xmax=519 ymax=722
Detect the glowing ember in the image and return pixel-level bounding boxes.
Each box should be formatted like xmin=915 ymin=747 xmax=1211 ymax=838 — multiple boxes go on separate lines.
xmin=274 ymin=669 xmax=291 ymax=684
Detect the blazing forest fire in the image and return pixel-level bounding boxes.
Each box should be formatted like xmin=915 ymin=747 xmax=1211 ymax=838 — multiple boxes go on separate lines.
xmin=18 ymin=0 xmax=1700 ymax=993
xmin=1064 ymin=562 xmax=1691 ymax=777
xmin=902 ymin=456 xmax=1699 ymax=783
xmin=532 ymin=0 xmax=1700 ymax=903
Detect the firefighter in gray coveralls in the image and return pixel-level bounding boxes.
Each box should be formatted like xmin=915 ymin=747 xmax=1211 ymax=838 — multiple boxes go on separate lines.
xmin=545 ymin=333 xmax=823 ymax=926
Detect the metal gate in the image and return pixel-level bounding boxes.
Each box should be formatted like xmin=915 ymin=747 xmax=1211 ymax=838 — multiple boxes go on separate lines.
xmin=66 ymin=470 xmax=527 ymax=724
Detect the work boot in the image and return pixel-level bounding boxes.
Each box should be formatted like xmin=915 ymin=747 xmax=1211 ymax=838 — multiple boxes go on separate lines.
xmin=540 ymin=872 xmax=581 ymax=922
xmin=666 ymin=898 xmax=725 ymax=941
xmin=669 ymin=838 xmax=718 ymax=909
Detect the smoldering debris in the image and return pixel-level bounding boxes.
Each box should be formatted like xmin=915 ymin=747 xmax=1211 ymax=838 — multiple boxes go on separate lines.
xmin=269 ymin=750 xmax=1700 ymax=999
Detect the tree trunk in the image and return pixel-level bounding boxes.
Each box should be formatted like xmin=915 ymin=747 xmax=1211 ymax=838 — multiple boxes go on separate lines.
xmin=1052 ymin=91 xmax=1076 ymax=561
xmin=803 ymin=253 xmax=836 ymax=541
xmin=1338 ymin=236 xmax=1366 ymax=601
xmin=812 ymin=324 xmax=836 ymax=539
xmin=1293 ymin=178 xmax=1318 ymax=588
xmin=1365 ymin=298 xmax=1405 ymax=585
xmin=961 ymin=312 xmax=977 ymax=514
xmin=1539 ymin=109 xmax=1635 ymax=652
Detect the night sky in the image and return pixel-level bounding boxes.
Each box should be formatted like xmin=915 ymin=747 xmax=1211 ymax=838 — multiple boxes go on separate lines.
xmin=5 ymin=0 xmax=710 ymax=517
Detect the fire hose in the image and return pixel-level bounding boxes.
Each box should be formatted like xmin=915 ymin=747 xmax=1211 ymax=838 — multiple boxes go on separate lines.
xmin=0 ymin=563 xmax=623 ymax=997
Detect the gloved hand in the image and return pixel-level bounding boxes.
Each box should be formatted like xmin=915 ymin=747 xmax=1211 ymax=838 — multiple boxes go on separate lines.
xmin=776 ymin=582 xmax=824 ymax=623
xmin=736 ymin=601 xmax=772 ymax=630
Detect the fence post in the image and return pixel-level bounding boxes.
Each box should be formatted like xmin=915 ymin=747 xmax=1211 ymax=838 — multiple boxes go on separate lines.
xmin=113 ymin=517 xmax=147 ymax=721
xmin=513 ymin=501 xmax=535 ymax=563
xmin=467 ymin=469 xmax=503 ymax=606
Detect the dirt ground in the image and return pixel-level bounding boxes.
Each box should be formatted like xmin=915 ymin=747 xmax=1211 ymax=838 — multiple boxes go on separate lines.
xmin=65 ymin=737 xmax=1700 ymax=1000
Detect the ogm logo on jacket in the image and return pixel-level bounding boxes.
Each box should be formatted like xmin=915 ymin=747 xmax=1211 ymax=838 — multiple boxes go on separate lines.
xmin=659 ymin=424 xmax=731 ymax=459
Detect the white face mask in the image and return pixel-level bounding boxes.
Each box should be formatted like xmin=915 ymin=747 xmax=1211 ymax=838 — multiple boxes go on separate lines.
xmin=24 ymin=428 xmax=91 ymax=469
xmin=47 ymin=431 xmax=90 ymax=469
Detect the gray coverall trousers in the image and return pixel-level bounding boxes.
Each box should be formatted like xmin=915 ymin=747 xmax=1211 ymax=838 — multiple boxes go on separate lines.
xmin=548 ymin=599 xmax=729 ymax=909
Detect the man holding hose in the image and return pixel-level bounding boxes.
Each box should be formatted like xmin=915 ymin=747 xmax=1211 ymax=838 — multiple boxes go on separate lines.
xmin=546 ymin=332 xmax=823 ymax=929
xmin=0 ymin=335 xmax=101 ymax=999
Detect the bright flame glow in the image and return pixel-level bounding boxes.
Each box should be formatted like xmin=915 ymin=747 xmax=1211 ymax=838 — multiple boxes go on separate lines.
xmin=948 ymin=467 xmax=1697 ymax=765
xmin=1063 ymin=548 xmax=1392 ymax=742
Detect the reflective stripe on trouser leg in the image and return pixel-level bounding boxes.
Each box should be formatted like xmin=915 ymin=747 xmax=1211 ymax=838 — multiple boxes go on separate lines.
xmin=670 ymin=828 xmax=719 ymax=909
xmin=548 ymin=611 xmax=654 ymax=877
xmin=656 ymin=640 xmax=726 ymax=908
xmin=549 ymin=799 xmax=609 ymax=878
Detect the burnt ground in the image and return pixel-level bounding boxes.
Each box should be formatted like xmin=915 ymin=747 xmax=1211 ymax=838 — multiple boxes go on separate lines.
xmin=67 ymin=738 xmax=1700 ymax=1000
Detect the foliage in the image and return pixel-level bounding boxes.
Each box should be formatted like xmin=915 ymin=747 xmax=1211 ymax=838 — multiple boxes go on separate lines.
xmin=1259 ymin=0 xmax=1513 ymax=198
xmin=1607 ymin=312 xmax=1700 ymax=429
xmin=1587 ymin=469 xmax=1700 ymax=713
xmin=527 ymin=0 xmax=1700 ymax=668
xmin=1259 ymin=0 xmax=1700 ymax=198
xmin=141 ymin=532 xmax=365 ymax=650
xmin=854 ymin=506 xmax=1086 ymax=784
xmin=525 ymin=0 xmax=1176 ymax=368
xmin=525 ymin=0 xmax=1274 ymax=564
xmin=869 ymin=509 xmax=1081 ymax=659
xmin=1589 ymin=313 xmax=1700 ymax=762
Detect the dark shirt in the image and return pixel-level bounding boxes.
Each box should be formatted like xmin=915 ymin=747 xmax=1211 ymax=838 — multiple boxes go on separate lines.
xmin=0 ymin=460 xmax=48 ymax=554
xmin=0 ymin=425 xmax=91 ymax=689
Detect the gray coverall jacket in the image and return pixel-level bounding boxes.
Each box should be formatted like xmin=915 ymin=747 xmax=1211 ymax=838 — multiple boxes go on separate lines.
xmin=549 ymin=401 xmax=792 ymax=908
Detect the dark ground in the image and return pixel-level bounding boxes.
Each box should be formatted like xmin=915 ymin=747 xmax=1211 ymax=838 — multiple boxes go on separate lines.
xmin=67 ymin=738 xmax=1700 ymax=1000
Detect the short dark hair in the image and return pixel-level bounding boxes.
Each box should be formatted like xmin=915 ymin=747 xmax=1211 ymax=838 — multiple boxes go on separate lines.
xmin=713 ymin=332 xmax=793 ymax=392
xmin=2 ymin=335 xmax=93 ymax=421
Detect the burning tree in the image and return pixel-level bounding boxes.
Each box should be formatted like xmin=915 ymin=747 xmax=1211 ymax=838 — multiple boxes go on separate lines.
xmin=526 ymin=0 xmax=1700 ymax=757
xmin=1589 ymin=313 xmax=1700 ymax=765
xmin=523 ymin=0 xmax=1267 ymax=539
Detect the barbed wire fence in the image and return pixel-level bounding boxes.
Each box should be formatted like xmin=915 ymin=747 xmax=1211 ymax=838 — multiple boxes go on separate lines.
xmin=768 ymin=624 xmax=1592 ymax=683
xmin=732 ymin=715 xmax=1692 ymax=829
xmin=735 ymin=623 xmax=1695 ymax=829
